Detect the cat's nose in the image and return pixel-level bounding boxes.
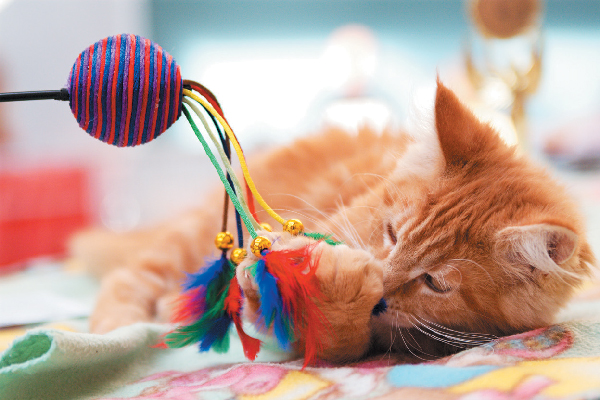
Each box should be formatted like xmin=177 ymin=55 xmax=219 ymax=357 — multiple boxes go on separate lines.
xmin=372 ymin=298 xmax=387 ymax=315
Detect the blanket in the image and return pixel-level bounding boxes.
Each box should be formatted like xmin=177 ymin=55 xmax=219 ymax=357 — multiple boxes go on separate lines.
xmin=2 ymin=317 xmax=600 ymax=399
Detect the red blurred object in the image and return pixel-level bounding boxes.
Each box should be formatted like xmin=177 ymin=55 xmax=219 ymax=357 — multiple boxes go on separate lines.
xmin=0 ymin=167 xmax=91 ymax=269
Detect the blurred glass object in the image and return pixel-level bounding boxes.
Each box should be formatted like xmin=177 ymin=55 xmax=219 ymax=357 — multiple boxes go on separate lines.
xmin=465 ymin=0 xmax=543 ymax=149
xmin=471 ymin=0 xmax=541 ymax=39
xmin=321 ymin=25 xmax=378 ymax=97
xmin=319 ymin=25 xmax=395 ymax=133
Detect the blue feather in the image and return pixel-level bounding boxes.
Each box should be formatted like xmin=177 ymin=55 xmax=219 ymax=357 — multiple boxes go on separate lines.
xmin=253 ymin=259 xmax=291 ymax=350
xmin=183 ymin=254 xmax=228 ymax=291
xmin=272 ymin=315 xmax=291 ymax=351
xmin=198 ymin=315 xmax=232 ymax=352
xmin=254 ymin=259 xmax=279 ymax=325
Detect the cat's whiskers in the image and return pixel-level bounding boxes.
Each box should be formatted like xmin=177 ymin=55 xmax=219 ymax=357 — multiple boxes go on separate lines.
xmin=269 ymin=192 xmax=337 ymax=218
xmin=399 ymin=330 xmax=431 ymax=362
xmin=406 ymin=314 xmax=438 ymax=359
xmin=335 ymin=198 xmax=366 ymax=250
xmin=346 ymin=172 xmax=401 ymax=199
xmin=367 ymin=220 xmax=386 ymax=248
xmin=336 ymin=212 xmax=383 ymax=250
xmin=397 ymin=316 xmax=430 ymax=361
xmin=335 ymin=206 xmax=400 ymax=251
xmin=269 ymin=204 xmax=354 ymax=245
xmin=382 ymin=311 xmax=399 ymax=359
xmin=347 ymin=172 xmax=415 ymax=218
xmin=408 ymin=316 xmax=470 ymax=349
xmin=269 ymin=193 xmax=334 ymax=216
xmin=425 ymin=297 xmax=499 ymax=328
xmin=416 ymin=315 xmax=497 ymax=342
xmin=271 ymin=208 xmax=336 ymax=233
xmin=386 ymin=310 xmax=437 ymax=360
xmin=269 ymin=193 xmax=363 ymax=247
xmin=405 ymin=326 xmax=439 ymax=360
xmin=439 ymin=266 xmax=459 ymax=289
xmin=410 ymin=316 xmax=494 ymax=348
xmin=345 ymin=174 xmax=410 ymax=244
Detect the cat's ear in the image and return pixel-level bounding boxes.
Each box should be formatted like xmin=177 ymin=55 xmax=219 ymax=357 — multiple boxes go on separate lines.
xmin=495 ymin=224 xmax=578 ymax=275
xmin=434 ymin=80 xmax=502 ymax=167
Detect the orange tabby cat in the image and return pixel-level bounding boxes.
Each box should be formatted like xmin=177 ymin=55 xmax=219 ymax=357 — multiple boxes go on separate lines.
xmin=70 ymin=81 xmax=595 ymax=363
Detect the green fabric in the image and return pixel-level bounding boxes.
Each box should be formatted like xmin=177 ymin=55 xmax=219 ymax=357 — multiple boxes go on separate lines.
xmin=0 ymin=324 xmax=170 ymax=400
xmin=0 ymin=334 xmax=52 ymax=368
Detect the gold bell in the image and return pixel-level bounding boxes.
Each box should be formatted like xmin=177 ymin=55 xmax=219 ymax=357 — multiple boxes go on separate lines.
xmin=283 ymin=219 xmax=304 ymax=235
xmin=230 ymin=248 xmax=247 ymax=265
xmin=214 ymin=231 xmax=234 ymax=250
xmin=251 ymin=236 xmax=272 ymax=257
xmin=260 ymin=222 xmax=273 ymax=232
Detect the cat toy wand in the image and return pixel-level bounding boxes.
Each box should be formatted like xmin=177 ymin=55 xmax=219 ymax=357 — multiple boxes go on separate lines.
xmin=0 ymin=89 xmax=70 ymax=102
xmin=0 ymin=33 xmax=355 ymax=365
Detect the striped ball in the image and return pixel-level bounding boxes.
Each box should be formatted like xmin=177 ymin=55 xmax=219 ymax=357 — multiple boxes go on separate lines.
xmin=67 ymin=34 xmax=183 ymax=147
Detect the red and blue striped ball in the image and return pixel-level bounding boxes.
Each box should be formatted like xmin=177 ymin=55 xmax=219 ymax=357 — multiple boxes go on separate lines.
xmin=67 ymin=34 xmax=183 ymax=147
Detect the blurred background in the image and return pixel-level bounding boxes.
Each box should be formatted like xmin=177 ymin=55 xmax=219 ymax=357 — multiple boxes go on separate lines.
xmin=0 ymin=0 xmax=599 ymax=268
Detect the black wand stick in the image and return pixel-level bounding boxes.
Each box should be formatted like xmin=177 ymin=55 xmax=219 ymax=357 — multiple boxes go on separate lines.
xmin=0 ymin=88 xmax=69 ymax=102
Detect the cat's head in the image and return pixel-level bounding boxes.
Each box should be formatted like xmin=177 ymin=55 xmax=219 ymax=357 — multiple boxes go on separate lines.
xmin=378 ymin=81 xmax=595 ymax=351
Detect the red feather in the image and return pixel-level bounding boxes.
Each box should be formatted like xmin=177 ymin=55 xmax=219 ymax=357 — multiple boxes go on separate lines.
xmin=150 ymin=340 xmax=169 ymax=349
xmin=263 ymin=243 xmax=329 ymax=367
xmin=224 ymin=275 xmax=261 ymax=360
xmin=170 ymin=287 xmax=205 ymax=324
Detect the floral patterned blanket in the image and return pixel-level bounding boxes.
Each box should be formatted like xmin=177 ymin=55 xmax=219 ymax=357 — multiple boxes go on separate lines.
xmin=2 ymin=312 xmax=600 ymax=399
xmin=2 ymin=254 xmax=600 ymax=400
xmin=100 ymin=322 xmax=600 ymax=400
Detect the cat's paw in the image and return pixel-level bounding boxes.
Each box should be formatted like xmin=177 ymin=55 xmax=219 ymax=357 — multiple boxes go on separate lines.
xmin=236 ymin=231 xmax=383 ymax=362
xmin=89 ymin=268 xmax=165 ymax=334
xmin=313 ymin=241 xmax=383 ymax=362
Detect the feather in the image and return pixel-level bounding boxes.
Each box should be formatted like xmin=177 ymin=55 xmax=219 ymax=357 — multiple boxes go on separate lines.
xmin=224 ymin=275 xmax=261 ymax=360
xmin=198 ymin=314 xmax=231 ymax=352
xmin=253 ymin=257 xmax=292 ymax=350
xmin=182 ymin=254 xmax=228 ymax=291
xmin=249 ymin=243 xmax=329 ymax=366
xmin=165 ymin=254 xmax=237 ymax=353
xmin=170 ymin=286 xmax=205 ymax=324
xmin=262 ymin=244 xmax=328 ymax=367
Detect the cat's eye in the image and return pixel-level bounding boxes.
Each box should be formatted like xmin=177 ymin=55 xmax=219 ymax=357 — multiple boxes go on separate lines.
xmin=424 ymin=273 xmax=452 ymax=294
xmin=386 ymin=223 xmax=397 ymax=245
